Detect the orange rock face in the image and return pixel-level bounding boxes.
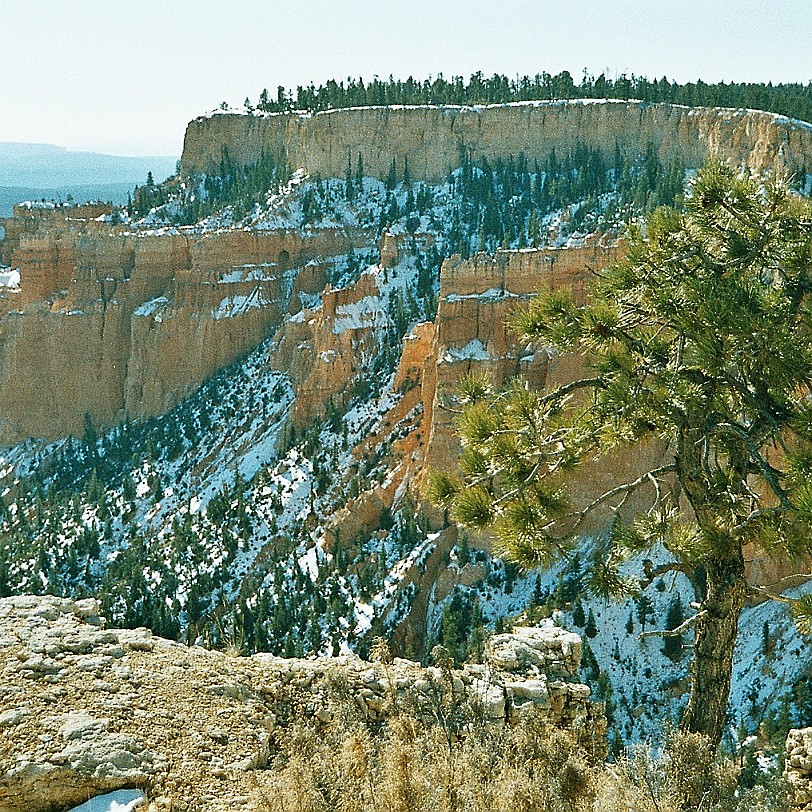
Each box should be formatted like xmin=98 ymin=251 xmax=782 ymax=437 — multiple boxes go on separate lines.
xmin=0 ymin=206 xmax=367 ymax=442
xmin=409 ymin=245 xmax=809 ymax=589
xmin=423 ymin=243 xmax=621 ymax=479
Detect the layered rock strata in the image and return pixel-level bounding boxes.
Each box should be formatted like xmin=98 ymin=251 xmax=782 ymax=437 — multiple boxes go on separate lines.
xmin=0 ymin=595 xmax=604 ymax=812
xmin=181 ymin=101 xmax=812 ymax=183
xmin=0 ymin=202 xmax=368 ymax=441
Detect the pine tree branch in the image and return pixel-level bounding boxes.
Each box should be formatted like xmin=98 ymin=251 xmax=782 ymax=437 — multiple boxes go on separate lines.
xmin=564 ymin=464 xmax=676 ymax=534
xmin=640 ymin=559 xmax=693 ymax=590
xmin=748 ymin=584 xmax=796 ymax=605
xmin=720 ymin=373 xmax=792 ymax=455
xmin=639 ymin=610 xmax=707 ymax=639
xmin=440 ymin=376 xmax=603 ymax=415
xmin=537 ymin=376 xmax=604 ymax=405
xmin=711 ymin=420 xmax=794 ymax=509
xmin=732 ymin=506 xmax=788 ymax=533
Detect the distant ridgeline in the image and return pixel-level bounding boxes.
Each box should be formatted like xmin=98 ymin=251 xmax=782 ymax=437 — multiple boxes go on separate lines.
xmin=245 ymin=71 xmax=812 ymax=123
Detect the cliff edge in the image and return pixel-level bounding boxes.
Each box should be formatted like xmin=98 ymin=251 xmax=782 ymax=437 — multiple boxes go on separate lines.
xmin=181 ymin=100 xmax=812 ymax=183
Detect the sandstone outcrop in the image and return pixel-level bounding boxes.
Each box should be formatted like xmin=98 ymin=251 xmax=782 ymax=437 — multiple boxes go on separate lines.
xmin=181 ymin=101 xmax=812 ymax=184
xmin=785 ymin=728 xmax=812 ymax=809
xmin=424 ymin=241 xmax=619 ymax=479
xmin=0 ymin=595 xmax=604 ymax=812
xmin=268 ymin=268 xmax=387 ymax=430
xmin=0 ymin=202 xmax=113 ymax=267
xmin=3 ymin=101 xmax=810 ymax=444
xmin=0 ymin=201 xmax=368 ymax=442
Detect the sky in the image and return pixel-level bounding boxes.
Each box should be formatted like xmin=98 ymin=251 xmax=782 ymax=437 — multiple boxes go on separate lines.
xmin=3 ymin=0 xmax=811 ymax=157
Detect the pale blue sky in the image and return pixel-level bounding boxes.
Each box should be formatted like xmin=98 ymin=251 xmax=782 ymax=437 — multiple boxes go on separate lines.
xmin=3 ymin=0 xmax=811 ymax=156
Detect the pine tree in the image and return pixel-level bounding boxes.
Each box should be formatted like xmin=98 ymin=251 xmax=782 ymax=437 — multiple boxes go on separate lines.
xmin=584 ymin=608 xmax=597 ymax=639
xmin=430 ymin=163 xmax=812 ymax=746
xmin=663 ymin=593 xmax=686 ymax=661
xmin=636 ymin=594 xmax=654 ymax=634
xmin=572 ymin=597 xmax=586 ymax=627
xmin=355 ymin=152 xmax=363 ymax=185
xmin=386 ymin=158 xmax=397 ymax=191
xmin=762 ymin=620 xmax=773 ymax=656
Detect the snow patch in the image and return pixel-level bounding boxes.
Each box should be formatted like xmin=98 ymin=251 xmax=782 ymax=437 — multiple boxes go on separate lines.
xmin=0 ymin=268 xmax=20 ymax=289
xmin=441 ymin=339 xmax=491 ymax=363
xmin=66 ymin=789 xmax=144 ymax=812
xmin=212 ymin=290 xmax=267 ymax=319
xmin=133 ymin=296 xmax=169 ymax=318
xmin=331 ymin=296 xmax=389 ymax=333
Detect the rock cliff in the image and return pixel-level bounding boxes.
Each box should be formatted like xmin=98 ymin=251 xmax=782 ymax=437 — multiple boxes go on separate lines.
xmin=0 ymin=595 xmax=604 ymax=812
xmin=3 ymin=101 xmax=811 ymax=444
xmin=181 ymin=101 xmax=812 ymax=183
xmin=0 ymin=204 xmax=368 ymax=442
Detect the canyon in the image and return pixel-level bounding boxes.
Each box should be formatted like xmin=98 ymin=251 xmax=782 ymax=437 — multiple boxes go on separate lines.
xmin=0 ymin=100 xmax=811 ymax=774
xmin=2 ymin=101 xmax=811 ymax=444
xmin=0 ymin=200 xmax=369 ymax=441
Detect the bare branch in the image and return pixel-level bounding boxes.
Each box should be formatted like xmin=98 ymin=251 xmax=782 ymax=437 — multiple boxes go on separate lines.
xmin=760 ymin=572 xmax=812 ymax=589
xmin=748 ymin=584 xmax=796 ymax=605
xmin=640 ymin=610 xmax=707 ymax=639
xmin=565 ymin=464 xmax=677 ymax=534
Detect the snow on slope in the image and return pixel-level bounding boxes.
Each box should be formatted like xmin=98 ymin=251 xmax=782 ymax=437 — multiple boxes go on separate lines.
xmin=1 ymin=170 xmax=810 ymax=758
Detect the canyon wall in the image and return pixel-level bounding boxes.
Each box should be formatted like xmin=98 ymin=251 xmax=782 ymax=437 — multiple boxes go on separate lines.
xmin=415 ymin=242 xmax=671 ymax=542
xmin=3 ymin=101 xmax=812 ymax=445
xmin=410 ymin=245 xmax=807 ymax=585
xmin=181 ymin=101 xmax=812 ymax=183
xmin=0 ymin=209 xmax=368 ymax=442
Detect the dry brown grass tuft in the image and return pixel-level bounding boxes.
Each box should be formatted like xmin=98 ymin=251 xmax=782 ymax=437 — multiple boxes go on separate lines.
xmin=248 ymin=686 xmax=787 ymax=812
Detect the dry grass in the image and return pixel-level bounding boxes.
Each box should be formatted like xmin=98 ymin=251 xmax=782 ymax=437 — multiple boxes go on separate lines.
xmin=254 ymin=713 xmax=594 ymax=812
xmin=245 ymin=698 xmax=787 ymax=812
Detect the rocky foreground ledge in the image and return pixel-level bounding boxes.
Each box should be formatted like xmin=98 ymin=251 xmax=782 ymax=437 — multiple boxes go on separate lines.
xmin=0 ymin=596 xmax=605 ymax=812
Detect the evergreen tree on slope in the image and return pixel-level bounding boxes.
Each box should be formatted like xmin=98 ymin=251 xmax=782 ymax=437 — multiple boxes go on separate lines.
xmin=430 ymin=163 xmax=812 ymax=746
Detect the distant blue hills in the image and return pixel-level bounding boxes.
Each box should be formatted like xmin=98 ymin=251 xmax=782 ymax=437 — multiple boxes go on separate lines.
xmin=0 ymin=143 xmax=178 ymax=216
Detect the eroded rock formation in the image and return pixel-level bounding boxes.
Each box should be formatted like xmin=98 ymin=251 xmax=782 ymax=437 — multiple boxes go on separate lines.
xmin=181 ymin=101 xmax=812 ymax=183
xmin=2 ymin=101 xmax=810 ymax=444
xmin=0 ymin=202 xmax=368 ymax=442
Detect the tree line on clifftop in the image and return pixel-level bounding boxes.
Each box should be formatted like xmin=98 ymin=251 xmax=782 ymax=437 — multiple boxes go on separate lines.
xmin=244 ymin=70 xmax=812 ymax=124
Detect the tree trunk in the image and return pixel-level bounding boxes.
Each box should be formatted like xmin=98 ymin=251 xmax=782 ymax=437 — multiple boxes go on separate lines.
xmin=681 ymin=552 xmax=748 ymax=746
